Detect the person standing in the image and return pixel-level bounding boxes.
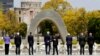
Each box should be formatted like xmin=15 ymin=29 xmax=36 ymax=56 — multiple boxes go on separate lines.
xmin=4 ymin=34 xmax=10 ymax=55
xmin=44 ymin=31 xmax=51 ymax=55
xmin=28 ymin=32 xmax=34 ymax=55
xmin=78 ymin=33 xmax=86 ymax=55
xmin=14 ymin=32 xmax=22 ymax=55
xmin=87 ymin=33 xmax=94 ymax=55
xmin=66 ymin=33 xmax=72 ymax=55
xmin=52 ymin=34 xmax=59 ymax=55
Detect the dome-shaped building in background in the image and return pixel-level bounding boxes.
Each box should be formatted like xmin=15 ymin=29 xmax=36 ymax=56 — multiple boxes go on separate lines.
xmin=14 ymin=0 xmax=41 ymax=30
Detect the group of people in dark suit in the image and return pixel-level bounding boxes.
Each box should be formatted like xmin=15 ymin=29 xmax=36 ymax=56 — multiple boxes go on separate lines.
xmin=3 ymin=31 xmax=94 ymax=55
xmin=44 ymin=31 xmax=59 ymax=55
xmin=28 ymin=32 xmax=94 ymax=55
xmin=44 ymin=32 xmax=95 ymax=55
xmin=78 ymin=33 xmax=94 ymax=55
xmin=66 ymin=32 xmax=94 ymax=55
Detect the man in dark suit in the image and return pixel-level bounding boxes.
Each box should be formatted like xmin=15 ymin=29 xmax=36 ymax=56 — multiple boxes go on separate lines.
xmin=66 ymin=33 xmax=72 ymax=55
xmin=78 ymin=33 xmax=86 ymax=55
xmin=87 ymin=33 xmax=94 ymax=55
xmin=52 ymin=34 xmax=59 ymax=55
xmin=44 ymin=31 xmax=51 ymax=55
xmin=28 ymin=32 xmax=34 ymax=55
xmin=14 ymin=33 xmax=22 ymax=55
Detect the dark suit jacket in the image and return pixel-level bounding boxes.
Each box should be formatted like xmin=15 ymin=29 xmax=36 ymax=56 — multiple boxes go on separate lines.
xmin=28 ymin=35 xmax=34 ymax=46
xmin=79 ymin=35 xmax=86 ymax=45
xmin=87 ymin=36 xmax=94 ymax=45
xmin=52 ymin=36 xmax=58 ymax=46
xmin=44 ymin=34 xmax=51 ymax=45
xmin=66 ymin=35 xmax=72 ymax=45
xmin=14 ymin=35 xmax=21 ymax=46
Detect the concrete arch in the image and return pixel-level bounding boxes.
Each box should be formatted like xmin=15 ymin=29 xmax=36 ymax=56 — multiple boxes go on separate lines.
xmin=27 ymin=9 xmax=68 ymax=44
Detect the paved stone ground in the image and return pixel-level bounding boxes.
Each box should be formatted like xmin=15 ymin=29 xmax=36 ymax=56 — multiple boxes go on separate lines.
xmin=0 ymin=49 xmax=100 ymax=56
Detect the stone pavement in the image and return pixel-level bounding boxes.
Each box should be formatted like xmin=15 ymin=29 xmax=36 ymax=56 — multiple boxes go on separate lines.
xmin=0 ymin=49 xmax=100 ymax=56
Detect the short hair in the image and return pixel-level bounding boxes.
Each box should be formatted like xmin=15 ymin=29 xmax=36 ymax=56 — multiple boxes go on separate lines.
xmin=67 ymin=33 xmax=70 ymax=35
xmin=30 ymin=32 xmax=32 ymax=34
xmin=47 ymin=31 xmax=50 ymax=34
xmin=17 ymin=32 xmax=19 ymax=35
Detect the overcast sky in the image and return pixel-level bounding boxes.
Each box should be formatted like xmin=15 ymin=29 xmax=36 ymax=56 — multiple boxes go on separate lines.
xmin=14 ymin=0 xmax=100 ymax=11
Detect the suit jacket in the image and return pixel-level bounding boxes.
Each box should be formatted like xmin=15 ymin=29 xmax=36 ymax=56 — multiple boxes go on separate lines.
xmin=52 ymin=36 xmax=58 ymax=46
xmin=14 ymin=35 xmax=21 ymax=46
xmin=79 ymin=35 xmax=86 ymax=45
xmin=66 ymin=35 xmax=72 ymax=45
xmin=44 ymin=34 xmax=51 ymax=45
xmin=28 ymin=35 xmax=34 ymax=46
xmin=87 ymin=35 xmax=94 ymax=45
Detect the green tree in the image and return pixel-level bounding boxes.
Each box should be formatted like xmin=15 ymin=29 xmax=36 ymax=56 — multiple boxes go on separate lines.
xmin=42 ymin=0 xmax=71 ymax=16
xmin=39 ymin=20 xmax=55 ymax=35
xmin=0 ymin=10 xmax=11 ymax=36
xmin=88 ymin=10 xmax=100 ymax=43
xmin=75 ymin=8 xmax=88 ymax=35
xmin=63 ymin=8 xmax=88 ymax=36
xmin=5 ymin=10 xmax=18 ymax=34
xmin=17 ymin=23 xmax=27 ymax=38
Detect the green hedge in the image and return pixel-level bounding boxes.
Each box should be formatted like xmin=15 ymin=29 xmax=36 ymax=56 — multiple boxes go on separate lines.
xmin=0 ymin=39 xmax=15 ymax=45
xmin=72 ymin=40 xmax=78 ymax=45
xmin=0 ymin=40 xmax=4 ymax=45
xmin=10 ymin=41 xmax=15 ymax=45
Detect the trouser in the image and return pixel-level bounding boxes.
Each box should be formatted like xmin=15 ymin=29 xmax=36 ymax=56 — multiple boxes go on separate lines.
xmin=89 ymin=45 xmax=93 ymax=55
xmin=29 ymin=45 xmax=33 ymax=55
xmin=16 ymin=45 xmax=20 ymax=55
xmin=45 ymin=44 xmax=51 ymax=55
xmin=80 ymin=45 xmax=85 ymax=55
xmin=67 ymin=44 xmax=72 ymax=55
xmin=53 ymin=45 xmax=58 ymax=55
xmin=5 ymin=44 xmax=9 ymax=55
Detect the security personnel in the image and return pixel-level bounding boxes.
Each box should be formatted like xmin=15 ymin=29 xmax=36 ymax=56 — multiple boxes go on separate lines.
xmin=52 ymin=34 xmax=59 ymax=55
xmin=44 ymin=31 xmax=51 ymax=55
xmin=28 ymin=32 xmax=34 ymax=55
xmin=66 ymin=33 xmax=72 ymax=55
xmin=87 ymin=33 xmax=94 ymax=55
xmin=14 ymin=33 xmax=22 ymax=55
xmin=78 ymin=33 xmax=86 ymax=55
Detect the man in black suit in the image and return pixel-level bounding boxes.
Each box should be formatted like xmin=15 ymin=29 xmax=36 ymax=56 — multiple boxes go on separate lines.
xmin=66 ymin=33 xmax=73 ymax=55
xmin=14 ymin=32 xmax=22 ymax=55
xmin=87 ymin=33 xmax=94 ymax=55
xmin=52 ymin=34 xmax=59 ymax=55
xmin=78 ymin=33 xmax=86 ymax=55
xmin=44 ymin=31 xmax=51 ymax=55
xmin=28 ymin=32 xmax=34 ymax=55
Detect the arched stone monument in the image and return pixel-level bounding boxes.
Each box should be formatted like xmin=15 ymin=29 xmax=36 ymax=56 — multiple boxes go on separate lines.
xmin=27 ymin=9 xmax=68 ymax=44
